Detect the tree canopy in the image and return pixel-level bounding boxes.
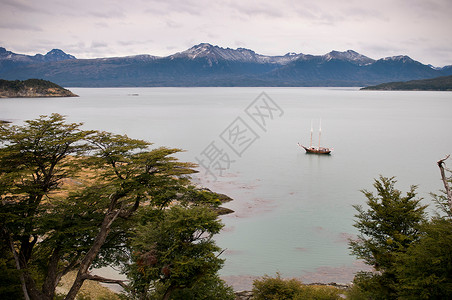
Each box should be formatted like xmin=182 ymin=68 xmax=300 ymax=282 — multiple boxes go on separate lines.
xmin=126 ymin=205 xmax=233 ymax=300
xmin=0 ymin=114 xmax=230 ymax=300
xmin=349 ymin=176 xmax=427 ymax=299
xmin=349 ymin=171 xmax=452 ymax=299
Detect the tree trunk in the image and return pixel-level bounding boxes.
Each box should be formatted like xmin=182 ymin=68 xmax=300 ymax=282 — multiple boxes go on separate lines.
xmin=64 ymin=209 xmax=120 ymax=300
xmin=162 ymin=284 xmax=177 ymax=300
xmin=41 ymin=247 xmax=63 ymax=300
xmin=437 ymin=155 xmax=452 ymax=211
xmin=3 ymin=228 xmax=43 ymax=300
xmin=24 ymin=273 xmax=48 ymax=300
xmin=6 ymin=232 xmax=30 ymax=300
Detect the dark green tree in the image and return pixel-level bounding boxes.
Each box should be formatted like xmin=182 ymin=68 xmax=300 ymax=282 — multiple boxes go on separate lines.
xmin=0 ymin=114 xmax=198 ymax=300
xmin=349 ymin=176 xmax=427 ymax=299
xmin=393 ymin=159 xmax=452 ymax=299
xmin=168 ymin=274 xmax=235 ymax=300
xmin=126 ymin=205 xmax=232 ymax=300
xmin=0 ymin=238 xmax=23 ymax=299
xmin=394 ymin=217 xmax=452 ymax=299
xmin=0 ymin=114 xmax=94 ymax=300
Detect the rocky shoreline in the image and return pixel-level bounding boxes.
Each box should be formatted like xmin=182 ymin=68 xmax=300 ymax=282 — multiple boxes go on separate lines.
xmin=200 ymin=188 xmax=235 ymax=215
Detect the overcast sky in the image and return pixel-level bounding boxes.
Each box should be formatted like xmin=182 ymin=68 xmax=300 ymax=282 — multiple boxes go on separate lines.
xmin=1 ymin=0 xmax=452 ymax=66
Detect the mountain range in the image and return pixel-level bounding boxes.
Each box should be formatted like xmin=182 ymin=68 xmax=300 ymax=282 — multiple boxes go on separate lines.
xmin=1 ymin=43 xmax=451 ymax=87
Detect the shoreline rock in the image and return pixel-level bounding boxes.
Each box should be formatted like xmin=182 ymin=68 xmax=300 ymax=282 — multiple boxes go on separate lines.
xmin=200 ymin=188 xmax=235 ymax=215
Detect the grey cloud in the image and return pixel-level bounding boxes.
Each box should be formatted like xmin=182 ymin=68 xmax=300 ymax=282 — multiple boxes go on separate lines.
xmin=226 ymin=2 xmax=286 ymax=18
xmin=87 ymin=9 xmax=126 ymax=19
xmin=343 ymin=7 xmax=388 ymax=22
xmin=0 ymin=0 xmax=451 ymax=65
xmin=117 ymin=39 xmax=154 ymax=46
xmin=165 ymin=20 xmax=182 ymax=28
xmin=93 ymin=22 xmax=110 ymax=29
xmin=1 ymin=0 xmax=44 ymax=13
xmin=91 ymin=42 xmax=108 ymax=48
xmin=142 ymin=0 xmax=205 ymax=16
xmin=407 ymin=0 xmax=450 ymax=16
xmin=419 ymin=45 xmax=452 ymax=66
xmin=0 ymin=21 xmax=42 ymax=31
xmin=292 ymin=1 xmax=382 ymax=25
xmin=165 ymin=45 xmax=179 ymax=51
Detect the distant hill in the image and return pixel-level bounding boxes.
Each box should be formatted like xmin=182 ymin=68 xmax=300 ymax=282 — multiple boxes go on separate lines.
xmin=0 ymin=47 xmax=75 ymax=73
xmin=0 ymin=79 xmax=78 ymax=98
xmin=1 ymin=43 xmax=451 ymax=87
xmin=361 ymin=75 xmax=452 ymax=91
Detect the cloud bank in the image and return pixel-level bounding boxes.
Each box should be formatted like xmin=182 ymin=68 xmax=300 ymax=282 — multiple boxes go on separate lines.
xmin=1 ymin=0 xmax=451 ymax=66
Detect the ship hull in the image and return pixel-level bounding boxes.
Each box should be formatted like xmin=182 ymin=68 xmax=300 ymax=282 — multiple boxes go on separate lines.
xmin=304 ymin=148 xmax=331 ymax=155
xmin=298 ymin=143 xmax=331 ymax=155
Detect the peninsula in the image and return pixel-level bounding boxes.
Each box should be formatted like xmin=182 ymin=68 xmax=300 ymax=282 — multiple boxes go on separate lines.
xmin=0 ymin=79 xmax=78 ymax=98
xmin=361 ymin=75 xmax=452 ymax=91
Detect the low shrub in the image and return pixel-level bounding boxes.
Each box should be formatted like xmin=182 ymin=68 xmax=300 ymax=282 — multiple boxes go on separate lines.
xmin=252 ymin=273 xmax=343 ymax=300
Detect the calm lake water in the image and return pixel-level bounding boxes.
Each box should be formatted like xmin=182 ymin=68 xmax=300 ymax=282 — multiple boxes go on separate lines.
xmin=1 ymin=87 xmax=451 ymax=289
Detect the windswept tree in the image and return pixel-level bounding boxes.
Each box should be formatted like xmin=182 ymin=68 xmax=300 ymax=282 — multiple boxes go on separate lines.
xmin=0 ymin=114 xmax=95 ymax=300
xmin=393 ymin=157 xmax=452 ymax=299
xmin=348 ymin=159 xmax=452 ymax=299
xmin=0 ymin=114 xmax=211 ymax=300
xmin=348 ymin=176 xmax=427 ymax=299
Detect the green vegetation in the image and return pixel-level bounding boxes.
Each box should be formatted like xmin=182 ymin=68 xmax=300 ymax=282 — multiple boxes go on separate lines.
xmin=348 ymin=173 xmax=452 ymax=299
xmin=0 ymin=78 xmax=61 ymax=90
xmin=0 ymin=242 xmax=22 ymax=299
xmin=349 ymin=176 xmax=427 ymax=298
xmin=394 ymin=218 xmax=452 ymax=299
xmin=0 ymin=114 xmax=231 ymax=300
xmin=361 ymin=75 xmax=452 ymax=91
xmin=252 ymin=273 xmax=343 ymax=300
xmin=126 ymin=205 xmax=234 ymax=299
xmin=0 ymin=79 xmax=77 ymax=97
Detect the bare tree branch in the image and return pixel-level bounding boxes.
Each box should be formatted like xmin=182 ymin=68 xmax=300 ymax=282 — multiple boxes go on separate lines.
xmin=64 ymin=209 xmax=122 ymax=300
xmin=216 ymin=248 xmax=226 ymax=258
xmin=84 ymin=273 xmax=129 ymax=290
xmin=118 ymin=197 xmax=140 ymax=219
xmin=437 ymin=154 xmax=452 ymax=211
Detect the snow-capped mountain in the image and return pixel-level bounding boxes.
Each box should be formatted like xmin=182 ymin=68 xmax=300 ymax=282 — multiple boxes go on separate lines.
xmin=382 ymin=55 xmax=416 ymax=63
xmin=0 ymin=47 xmax=75 ymax=63
xmin=0 ymin=47 xmax=35 ymax=63
xmin=170 ymin=43 xmax=304 ymax=64
xmin=40 ymin=49 xmax=76 ymax=62
xmin=1 ymin=43 xmax=451 ymax=87
xmin=171 ymin=44 xmax=380 ymax=67
xmin=322 ymin=50 xmax=375 ymax=66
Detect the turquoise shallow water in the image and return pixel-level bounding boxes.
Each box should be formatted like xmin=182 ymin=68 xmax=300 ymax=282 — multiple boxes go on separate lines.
xmin=2 ymin=87 xmax=451 ymax=288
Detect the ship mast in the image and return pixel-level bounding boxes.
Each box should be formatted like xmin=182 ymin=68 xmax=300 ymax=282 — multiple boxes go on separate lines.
xmin=318 ymin=119 xmax=322 ymax=149
xmin=310 ymin=120 xmax=313 ymax=148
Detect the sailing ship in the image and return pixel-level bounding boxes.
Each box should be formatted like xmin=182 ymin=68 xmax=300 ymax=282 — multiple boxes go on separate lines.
xmin=298 ymin=120 xmax=332 ymax=155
